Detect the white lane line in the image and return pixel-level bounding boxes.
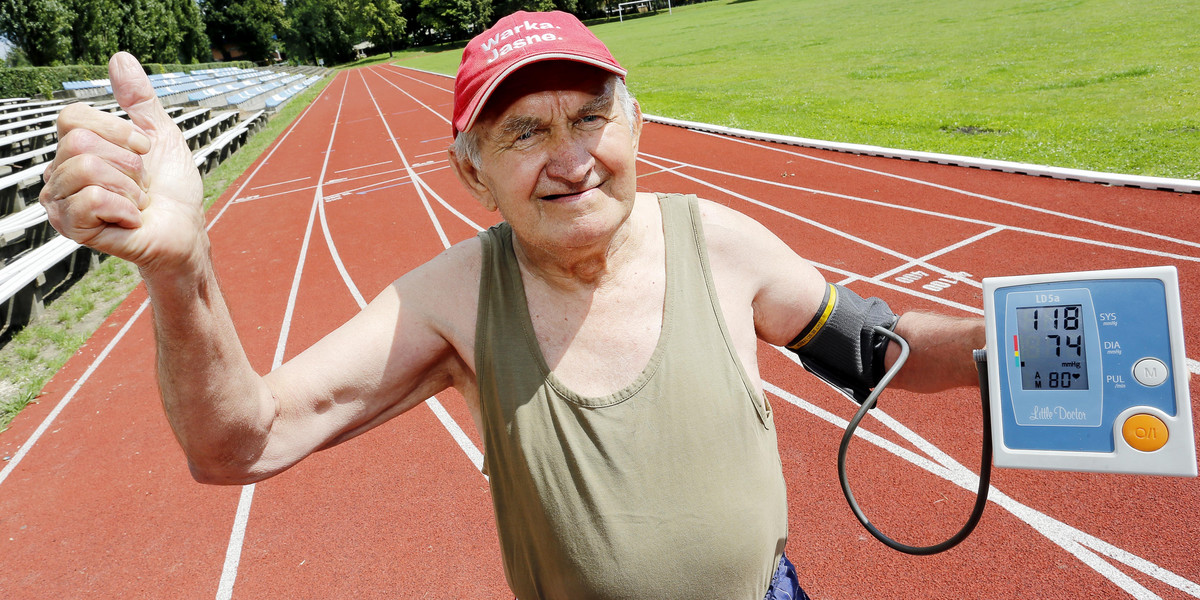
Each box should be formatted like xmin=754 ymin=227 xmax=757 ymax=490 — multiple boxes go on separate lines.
xmin=703 ymin=130 xmax=1200 ymax=251
xmin=638 ymin=154 xmax=984 ymax=286
xmin=763 ymin=372 xmax=1198 ymax=599
xmin=379 ymin=64 xmax=455 ymax=94
xmin=308 ymin=71 xmax=372 ymax=310
xmin=641 ymin=151 xmax=1200 ymax=264
xmin=249 ymin=176 xmax=312 ymax=191
xmin=334 ymin=160 xmax=393 ymax=174
xmin=0 ymin=300 xmax=150 ymax=486
xmin=370 ymin=66 xmax=453 ymax=127
xmin=0 ymin=72 xmax=334 ymax=490
xmin=344 ymin=164 xmax=452 ymax=198
xmin=215 ymin=484 xmax=256 ymax=600
xmin=428 ymin=399 xmax=484 ymax=474
xmin=362 ymin=69 xmax=449 ymax=248
xmin=416 ymin=175 xmax=484 ymax=233
xmin=1188 ymin=358 xmax=1200 ymax=376
xmin=217 ymin=70 xmax=353 ymax=600
xmin=874 ymin=227 xmax=1004 ymax=282
xmin=351 ymin=68 xmax=482 ymax=471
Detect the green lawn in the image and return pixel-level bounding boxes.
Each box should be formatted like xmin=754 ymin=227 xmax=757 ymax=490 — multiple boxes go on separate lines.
xmin=393 ymin=0 xmax=1199 ymax=180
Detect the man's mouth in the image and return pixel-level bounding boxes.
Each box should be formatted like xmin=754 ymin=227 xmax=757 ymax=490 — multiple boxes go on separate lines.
xmin=540 ymin=189 xmax=590 ymax=202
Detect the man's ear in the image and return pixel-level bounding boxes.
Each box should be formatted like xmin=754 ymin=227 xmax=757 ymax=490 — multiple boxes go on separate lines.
xmin=447 ymin=147 xmax=497 ymax=212
xmin=630 ymin=100 xmax=644 ymax=155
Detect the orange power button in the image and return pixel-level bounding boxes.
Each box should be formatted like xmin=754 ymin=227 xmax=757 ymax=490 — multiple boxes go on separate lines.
xmin=1122 ymin=414 xmax=1169 ymax=452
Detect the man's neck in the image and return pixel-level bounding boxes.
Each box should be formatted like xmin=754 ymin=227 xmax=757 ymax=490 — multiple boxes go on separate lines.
xmin=512 ymin=194 xmax=651 ymax=292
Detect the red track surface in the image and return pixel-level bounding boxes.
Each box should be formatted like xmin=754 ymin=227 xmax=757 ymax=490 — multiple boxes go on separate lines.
xmin=2 ymin=65 xmax=1198 ymax=599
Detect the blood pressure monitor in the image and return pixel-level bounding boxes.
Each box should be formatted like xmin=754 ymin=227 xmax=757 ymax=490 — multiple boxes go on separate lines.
xmin=983 ymin=266 xmax=1196 ymax=476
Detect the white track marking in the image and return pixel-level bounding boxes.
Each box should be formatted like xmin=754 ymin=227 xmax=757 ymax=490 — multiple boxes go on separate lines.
xmin=763 ymin=373 xmax=1198 ymax=599
xmin=702 ymin=130 xmax=1200 ymax=251
xmin=416 ymin=175 xmax=484 ymax=232
xmin=0 ymin=300 xmax=150 ymax=486
xmin=1188 ymin=358 xmax=1200 ymax=376
xmin=250 ymin=176 xmax=312 ymax=190
xmin=356 ymin=69 xmax=483 ymax=471
xmin=427 ymin=399 xmax=485 ymax=474
xmin=334 ymin=160 xmax=393 ymax=174
xmin=640 ymin=152 xmax=1200 ymax=264
xmin=215 ymin=484 xmax=256 ymax=600
xmin=379 ymin=64 xmax=455 ymax=94
xmin=370 ymin=66 xmax=452 ymax=126
xmin=638 ymin=154 xmax=986 ymax=284
xmin=874 ymin=227 xmax=1004 ymax=282
xmin=218 ymin=70 xmax=353 ymax=600
xmin=361 ymin=70 xmax=449 ymax=248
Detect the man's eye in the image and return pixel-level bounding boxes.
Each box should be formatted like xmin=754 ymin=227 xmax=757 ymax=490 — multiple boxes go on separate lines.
xmin=578 ymin=115 xmax=607 ymax=129
xmin=509 ymin=129 xmax=540 ymax=147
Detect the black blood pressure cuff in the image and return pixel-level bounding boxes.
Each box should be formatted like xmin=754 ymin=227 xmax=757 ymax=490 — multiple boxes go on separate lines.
xmin=786 ymin=283 xmax=899 ymax=403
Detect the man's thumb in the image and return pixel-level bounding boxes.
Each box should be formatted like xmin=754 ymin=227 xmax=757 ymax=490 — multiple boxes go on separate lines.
xmin=109 ymin=52 xmax=172 ymax=134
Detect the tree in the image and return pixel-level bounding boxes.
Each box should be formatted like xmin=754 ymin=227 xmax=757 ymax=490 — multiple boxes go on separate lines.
xmin=351 ymin=0 xmax=406 ymax=57
xmin=0 ymin=0 xmax=75 ymax=66
xmin=282 ymin=0 xmax=355 ymax=65
xmin=416 ymin=0 xmax=490 ymax=43
xmin=119 ymin=0 xmax=177 ymax=63
xmin=69 ymin=0 xmax=121 ymax=65
xmin=201 ymin=0 xmax=283 ymax=63
xmin=174 ymin=0 xmax=212 ymax=63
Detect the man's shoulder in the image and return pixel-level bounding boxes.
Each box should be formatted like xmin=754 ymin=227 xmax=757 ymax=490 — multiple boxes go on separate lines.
xmin=393 ymin=235 xmax=485 ymax=318
xmin=688 ymin=196 xmax=779 ymax=257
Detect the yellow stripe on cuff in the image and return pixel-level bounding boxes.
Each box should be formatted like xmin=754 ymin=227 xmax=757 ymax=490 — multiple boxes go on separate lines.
xmin=788 ymin=284 xmax=837 ymax=350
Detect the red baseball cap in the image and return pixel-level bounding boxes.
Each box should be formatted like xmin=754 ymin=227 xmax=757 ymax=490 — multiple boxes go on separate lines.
xmin=452 ymin=11 xmax=626 ymax=136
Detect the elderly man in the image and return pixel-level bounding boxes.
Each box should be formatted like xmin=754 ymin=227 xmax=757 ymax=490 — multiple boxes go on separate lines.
xmin=40 ymin=10 xmax=983 ymax=600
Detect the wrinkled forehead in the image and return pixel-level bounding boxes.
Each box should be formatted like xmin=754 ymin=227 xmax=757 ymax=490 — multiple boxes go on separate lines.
xmin=474 ymin=62 xmax=617 ymax=131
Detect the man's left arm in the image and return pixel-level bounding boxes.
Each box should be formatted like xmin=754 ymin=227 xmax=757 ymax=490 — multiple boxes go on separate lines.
xmin=699 ymin=199 xmax=984 ymax=396
xmin=885 ymin=311 xmax=985 ymax=393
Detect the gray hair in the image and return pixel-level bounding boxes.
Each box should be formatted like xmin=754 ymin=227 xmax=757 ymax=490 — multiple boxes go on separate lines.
xmin=451 ymin=75 xmax=637 ymax=170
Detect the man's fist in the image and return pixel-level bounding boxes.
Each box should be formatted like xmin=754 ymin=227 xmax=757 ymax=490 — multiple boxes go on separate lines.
xmin=40 ymin=52 xmax=207 ymax=277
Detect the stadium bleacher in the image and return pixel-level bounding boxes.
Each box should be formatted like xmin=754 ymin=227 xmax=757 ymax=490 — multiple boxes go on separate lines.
xmin=0 ymin=63 xmax=326 ymax=341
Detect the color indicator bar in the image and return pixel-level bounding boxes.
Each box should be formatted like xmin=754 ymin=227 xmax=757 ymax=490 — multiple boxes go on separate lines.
xmin=1013 ymin=334 xmax=1020 ymax=369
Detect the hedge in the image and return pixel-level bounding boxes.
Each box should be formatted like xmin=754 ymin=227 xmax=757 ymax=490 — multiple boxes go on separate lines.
xmin=0 ymin=61 xmax=256 ymax=99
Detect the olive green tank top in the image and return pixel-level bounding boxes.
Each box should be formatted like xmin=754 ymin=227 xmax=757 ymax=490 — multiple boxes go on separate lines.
xmin=475 ymin=193 xmax=788 ymax=599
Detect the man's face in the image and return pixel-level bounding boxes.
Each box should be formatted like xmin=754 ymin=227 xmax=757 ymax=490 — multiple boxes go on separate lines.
xmin=453 ymin=62 xmax=642 ymax=254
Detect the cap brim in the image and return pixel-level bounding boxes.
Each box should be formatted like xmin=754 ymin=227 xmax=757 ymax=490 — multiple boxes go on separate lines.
xmin=456 ymin=53 xmax=627 ymax=135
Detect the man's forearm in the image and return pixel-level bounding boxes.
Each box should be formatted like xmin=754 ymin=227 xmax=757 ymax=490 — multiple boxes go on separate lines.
xmin=885 ymin=311 xmax=985 ymax=393
xmin=143 ymin=248 xmax=275 ymax=483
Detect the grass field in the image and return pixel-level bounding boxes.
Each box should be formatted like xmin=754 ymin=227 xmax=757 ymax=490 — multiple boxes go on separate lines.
xmin=395 ymin=0 xmax=1199 ymax=181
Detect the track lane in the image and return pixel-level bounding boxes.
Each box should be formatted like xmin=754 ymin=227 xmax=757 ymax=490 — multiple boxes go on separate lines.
xmin=228 ymin=67 xmax=509 ymax=598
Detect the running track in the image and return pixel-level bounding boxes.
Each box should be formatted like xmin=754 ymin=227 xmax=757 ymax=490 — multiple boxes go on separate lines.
xmin=2 ymin=64 xmax=1198 ymax=599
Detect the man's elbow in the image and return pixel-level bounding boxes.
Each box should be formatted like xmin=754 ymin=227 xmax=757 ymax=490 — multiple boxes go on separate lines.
xmin=183 ymin=446 xmax=284 ymax=485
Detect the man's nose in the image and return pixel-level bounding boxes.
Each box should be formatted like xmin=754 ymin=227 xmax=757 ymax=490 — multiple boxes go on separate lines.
xmin=544 ymin=131 xmax=595 ymax=183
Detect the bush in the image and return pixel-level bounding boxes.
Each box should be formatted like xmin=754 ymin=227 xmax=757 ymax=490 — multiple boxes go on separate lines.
xmin=0 ymin=65 xmax=107 ymax=98
xmin=0 ymin=61 xmax=257 ymax=99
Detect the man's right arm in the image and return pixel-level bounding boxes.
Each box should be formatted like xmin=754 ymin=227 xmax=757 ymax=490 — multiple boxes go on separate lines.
xmin=41 ymin=53 xmax=466 ymax=484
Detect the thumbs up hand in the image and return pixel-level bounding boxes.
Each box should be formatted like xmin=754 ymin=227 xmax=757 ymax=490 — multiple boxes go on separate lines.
xmin=41 ymin=52 xmax=207 ymax=278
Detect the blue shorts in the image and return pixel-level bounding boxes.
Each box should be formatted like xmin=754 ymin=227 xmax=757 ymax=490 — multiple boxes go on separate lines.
xmin=763 ymin=552 xmax=811 ymax=600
